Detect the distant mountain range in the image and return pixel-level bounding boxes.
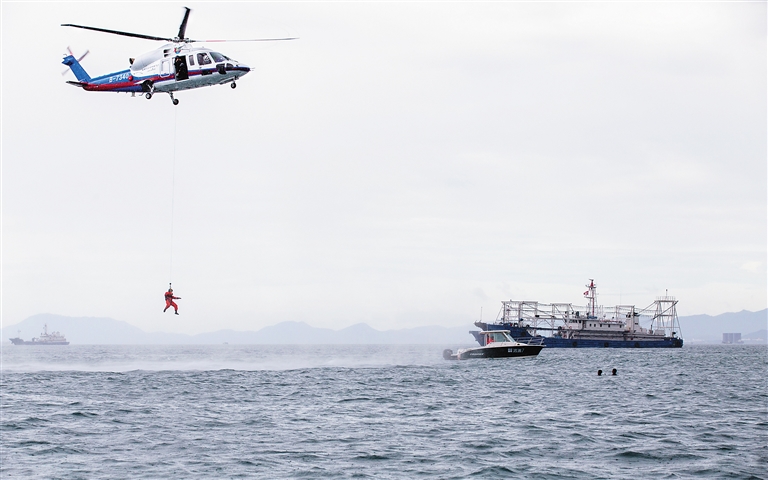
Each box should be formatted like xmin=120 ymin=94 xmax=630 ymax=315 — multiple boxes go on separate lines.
xmin=2 ymin=310 xmax=765 ymax=345
xmin=676 ymin=310 xmax=767 ymax=344
xmin=1 ymin=314 xmax=475 ymax=346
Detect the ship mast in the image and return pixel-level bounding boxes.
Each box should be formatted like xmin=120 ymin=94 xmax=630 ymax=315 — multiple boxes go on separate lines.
xmin=584 ymin=279 xmax=597 ymax=319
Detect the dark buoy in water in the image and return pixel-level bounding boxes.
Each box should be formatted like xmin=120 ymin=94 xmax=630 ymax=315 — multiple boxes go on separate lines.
xmin=597 ymin=369 xmax=603 ymax=376
xmin=612 ymin=368 xmax=617 ymax=376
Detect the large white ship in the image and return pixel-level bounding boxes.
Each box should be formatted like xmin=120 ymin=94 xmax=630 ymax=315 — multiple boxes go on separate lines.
xmin=9 ymin=324 xmax=70 ymax=345
xmin=472 ymin=280 xmax=684 ymax=348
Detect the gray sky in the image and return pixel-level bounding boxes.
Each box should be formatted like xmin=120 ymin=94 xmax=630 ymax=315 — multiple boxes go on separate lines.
xmin=2 ymin=2 xmax=766 ymax=334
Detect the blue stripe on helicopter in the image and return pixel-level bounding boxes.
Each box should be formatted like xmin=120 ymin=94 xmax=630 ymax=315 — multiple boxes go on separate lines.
xmin=81 ymin=66 xmax=250 ymax=92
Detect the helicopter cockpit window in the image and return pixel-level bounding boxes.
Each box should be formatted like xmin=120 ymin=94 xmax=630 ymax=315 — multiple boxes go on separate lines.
xmin=188 ymin=55 xmax=195 ymax=66
xmin=197 ymin=53 xmax=212 ymax=65
xmin=210 ymin=52 xmax=227 ymax=63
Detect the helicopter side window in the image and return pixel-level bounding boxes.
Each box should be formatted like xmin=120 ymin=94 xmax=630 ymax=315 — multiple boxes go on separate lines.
xmin=210 ymin=52 xmax=227 ymax=63
xmin=197 ymin=53 xmax=212 ymax=65
xmin=188 ymin=55 xmax=195 ymax=66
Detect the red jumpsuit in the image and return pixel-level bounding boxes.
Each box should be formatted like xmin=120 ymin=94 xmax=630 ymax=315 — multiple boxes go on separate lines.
xmin=164 ymin=290 xmax=180 ymax=313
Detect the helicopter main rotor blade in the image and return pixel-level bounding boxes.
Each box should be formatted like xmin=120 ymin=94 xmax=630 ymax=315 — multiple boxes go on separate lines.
xmin=188 ymin=37 xmax=298 ymax=43
xmin=177 ymin=7 xmax=192 ymax=41
xmin=61 ymin=24 xmax=172 ymax=42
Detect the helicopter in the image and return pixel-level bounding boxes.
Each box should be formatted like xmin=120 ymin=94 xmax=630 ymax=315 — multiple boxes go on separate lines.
xmin=61 ymin=7 xmax=296 ymax=105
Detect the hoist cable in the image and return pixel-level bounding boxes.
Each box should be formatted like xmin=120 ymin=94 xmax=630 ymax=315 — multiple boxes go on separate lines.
xmin=169 ymin=107 xmax=178 ymax=284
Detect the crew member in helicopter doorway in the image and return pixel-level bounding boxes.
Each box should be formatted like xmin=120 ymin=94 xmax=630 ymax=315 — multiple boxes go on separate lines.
xmin=164 ymin=287 xmax=181 ymax=315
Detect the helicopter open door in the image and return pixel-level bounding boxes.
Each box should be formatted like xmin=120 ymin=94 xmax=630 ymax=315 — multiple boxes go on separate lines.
xmin=174 ymin=55 xmax=189 ymax=81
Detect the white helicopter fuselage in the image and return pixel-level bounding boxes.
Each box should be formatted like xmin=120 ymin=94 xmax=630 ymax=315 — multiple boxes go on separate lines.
xmin=132 ymin=44 xmax=250 ymax=93
xmin=63 ymin=43 xmax=250 ymax=101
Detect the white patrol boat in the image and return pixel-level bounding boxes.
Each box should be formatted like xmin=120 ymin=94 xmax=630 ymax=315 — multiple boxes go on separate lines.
xmin=443 ymin=330 xmax=544 ymax=360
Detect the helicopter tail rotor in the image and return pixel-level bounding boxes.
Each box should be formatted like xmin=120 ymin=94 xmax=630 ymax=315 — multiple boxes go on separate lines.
xmin=62 ymin=50 xmax=91 ymax=82
xmin=61 ymin=47 xmax=89 ymax=76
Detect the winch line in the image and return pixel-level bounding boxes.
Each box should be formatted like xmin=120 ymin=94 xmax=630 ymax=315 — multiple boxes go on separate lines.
xmin=169 ymin=107 xmax=178 ymax=284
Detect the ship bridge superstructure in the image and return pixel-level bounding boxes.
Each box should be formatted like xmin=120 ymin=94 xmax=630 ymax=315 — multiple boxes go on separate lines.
xmin=495 ymin=282 xmax=682 ymax=340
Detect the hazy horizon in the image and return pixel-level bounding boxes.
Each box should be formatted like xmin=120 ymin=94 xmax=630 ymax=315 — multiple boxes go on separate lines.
xmin=3 ymin=310 xmax=765 ymax=348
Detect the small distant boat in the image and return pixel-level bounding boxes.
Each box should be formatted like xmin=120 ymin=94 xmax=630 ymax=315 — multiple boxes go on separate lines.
xmin=9 ymin=324 xmax=69 ymax=345
xmin=443 ymin=330 xmax=544 ymax=360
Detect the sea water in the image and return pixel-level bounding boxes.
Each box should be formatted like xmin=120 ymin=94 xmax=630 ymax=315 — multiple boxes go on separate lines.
xmin=1 ymin=344 xmax=766 ymax=479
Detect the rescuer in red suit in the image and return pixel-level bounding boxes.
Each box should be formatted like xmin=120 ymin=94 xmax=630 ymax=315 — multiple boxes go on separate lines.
xmin=164 ymin=287 xmax=181 ymax=314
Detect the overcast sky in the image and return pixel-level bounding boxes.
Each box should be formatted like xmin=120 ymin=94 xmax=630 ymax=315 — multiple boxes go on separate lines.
xmin=2 ymin=2 xmax=766 ymax=334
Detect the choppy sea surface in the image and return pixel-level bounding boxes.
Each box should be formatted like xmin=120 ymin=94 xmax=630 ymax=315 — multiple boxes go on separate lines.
xmin=1 ymin=344 xmax=766 ymax=479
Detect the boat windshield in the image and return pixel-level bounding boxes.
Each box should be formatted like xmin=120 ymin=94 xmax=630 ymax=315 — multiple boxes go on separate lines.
xmin=487 ymin=332 xmax=512 ymax=343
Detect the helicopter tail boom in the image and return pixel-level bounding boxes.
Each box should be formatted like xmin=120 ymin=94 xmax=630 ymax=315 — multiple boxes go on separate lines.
xmin=62 ymin=54 xmax=91 ymax=82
